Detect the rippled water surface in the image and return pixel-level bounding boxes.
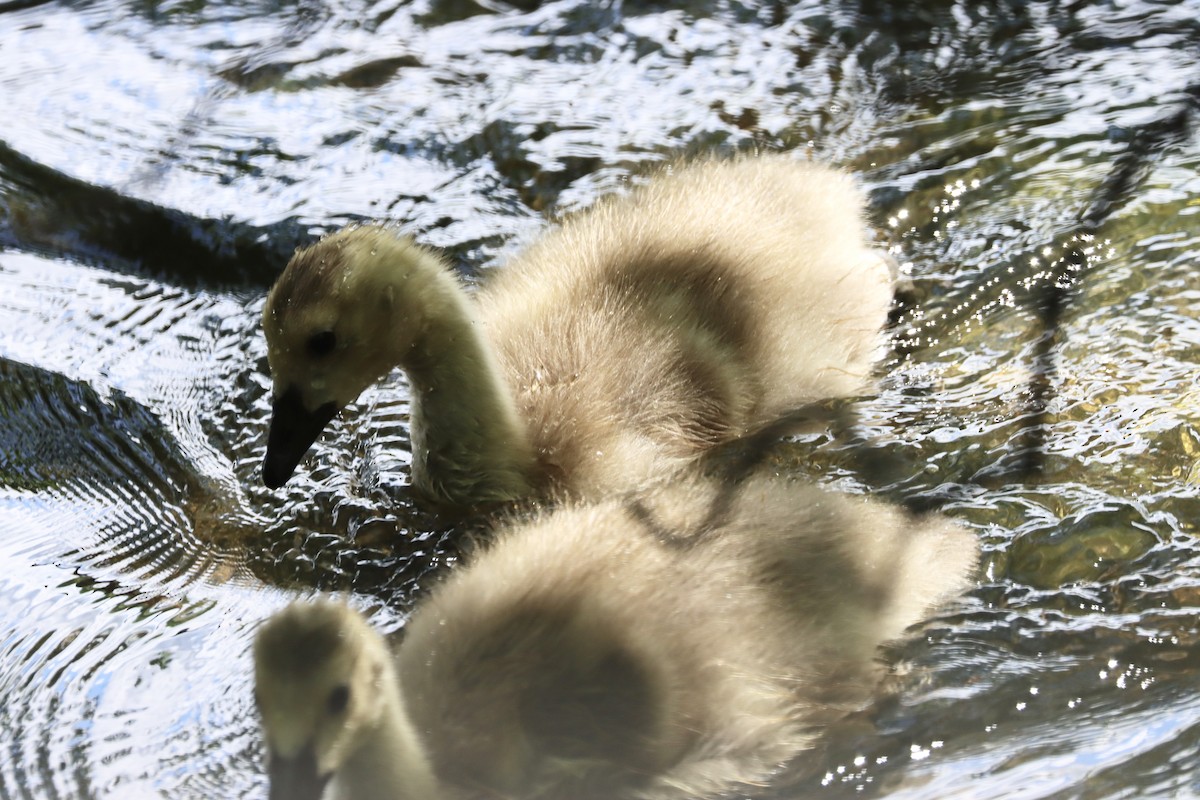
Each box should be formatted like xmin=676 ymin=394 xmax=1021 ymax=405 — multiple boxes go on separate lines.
xmin=1 ymin=0 xmax=1199 ymax=797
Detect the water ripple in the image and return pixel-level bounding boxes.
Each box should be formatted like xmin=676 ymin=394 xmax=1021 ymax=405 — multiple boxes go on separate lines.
xmin=1 ymin=0 xmax=1199 ymax=796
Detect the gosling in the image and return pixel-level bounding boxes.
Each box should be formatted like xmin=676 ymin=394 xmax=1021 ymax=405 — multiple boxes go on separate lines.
xmin=254 ymin=475 xmax=977 ymax=799
xmin=260 ymin=157 xmax=895 ymax=505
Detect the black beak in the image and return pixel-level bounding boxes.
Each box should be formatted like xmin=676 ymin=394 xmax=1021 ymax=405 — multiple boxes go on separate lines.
xmin=267 ymin=744 xmax=331 ymax=800
xmin=263 ymin=385 xmax=339 ymax=489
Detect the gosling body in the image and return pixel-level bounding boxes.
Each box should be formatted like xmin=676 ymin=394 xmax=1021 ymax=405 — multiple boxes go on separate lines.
xmin=261 ymin=157 xmax=894 ymax=504
xmin=254 ymin=475 xmax=978 ymax=799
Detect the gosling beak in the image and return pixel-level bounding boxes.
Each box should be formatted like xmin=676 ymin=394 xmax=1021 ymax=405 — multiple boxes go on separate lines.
xmin=263 ymin=385 xmax=339 ymax=489
xmin=267 ymin=744 xmax=331 ymax=800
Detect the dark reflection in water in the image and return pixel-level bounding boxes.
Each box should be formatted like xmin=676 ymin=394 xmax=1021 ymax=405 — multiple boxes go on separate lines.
xmin=1 ymin=0 xmax=1199 ymax=797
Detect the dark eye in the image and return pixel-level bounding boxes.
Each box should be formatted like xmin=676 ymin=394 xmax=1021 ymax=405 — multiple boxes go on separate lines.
xmin=306 ymin=330 xmax=337 ymax=358
xmin=327 ymin=684 xmax=350 ymax=715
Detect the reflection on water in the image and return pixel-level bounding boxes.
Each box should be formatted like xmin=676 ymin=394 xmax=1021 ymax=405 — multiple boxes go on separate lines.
xmin=0 ymin=0 xmax=1199 ymax=797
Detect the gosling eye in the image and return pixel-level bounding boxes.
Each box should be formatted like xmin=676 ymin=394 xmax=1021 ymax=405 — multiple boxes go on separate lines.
xmin=306 ymin=330 xmax=337 ymax=358
xmin=327 ymin=684 xmax=350 ymax=715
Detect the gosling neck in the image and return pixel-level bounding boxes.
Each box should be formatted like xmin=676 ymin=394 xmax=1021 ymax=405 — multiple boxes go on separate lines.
xmin=338 ymin=677 xmax=439 ymax=800
xmin=398 ymin=278 xmax=535 ymax=507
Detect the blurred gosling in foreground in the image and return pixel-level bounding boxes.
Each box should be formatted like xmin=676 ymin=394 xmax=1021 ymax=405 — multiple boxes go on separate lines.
xmin=254 ymin=475 xmax=977 ymax=800
xmin=260 ymin=157 xmax=894 ymax=504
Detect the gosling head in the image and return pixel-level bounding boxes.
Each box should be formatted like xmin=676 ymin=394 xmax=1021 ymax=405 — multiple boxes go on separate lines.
xmin=253 ymin=601 xmax=398 ymax=800
xmin=261 ymin=226 xmax=449 ymax=488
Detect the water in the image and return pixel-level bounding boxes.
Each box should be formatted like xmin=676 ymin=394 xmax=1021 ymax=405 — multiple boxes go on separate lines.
xmin=0 ymin=0 xmax=1198 ymax=797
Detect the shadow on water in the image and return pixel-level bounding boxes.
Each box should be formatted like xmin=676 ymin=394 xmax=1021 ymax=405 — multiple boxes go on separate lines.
xmin=867 ymin=83 xmax=1200 ymax=503
xmin=0 ymin=140 xmax=308 ymax=290
xmin=0 ymin=356 xmax=254 ymax=582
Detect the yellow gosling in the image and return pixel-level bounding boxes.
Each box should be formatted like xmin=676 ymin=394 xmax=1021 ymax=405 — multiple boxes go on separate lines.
xmin=261 ymin=157 xmax=894 ymax=505
xmin=254 ymin=475 xmax=977 ymax=799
